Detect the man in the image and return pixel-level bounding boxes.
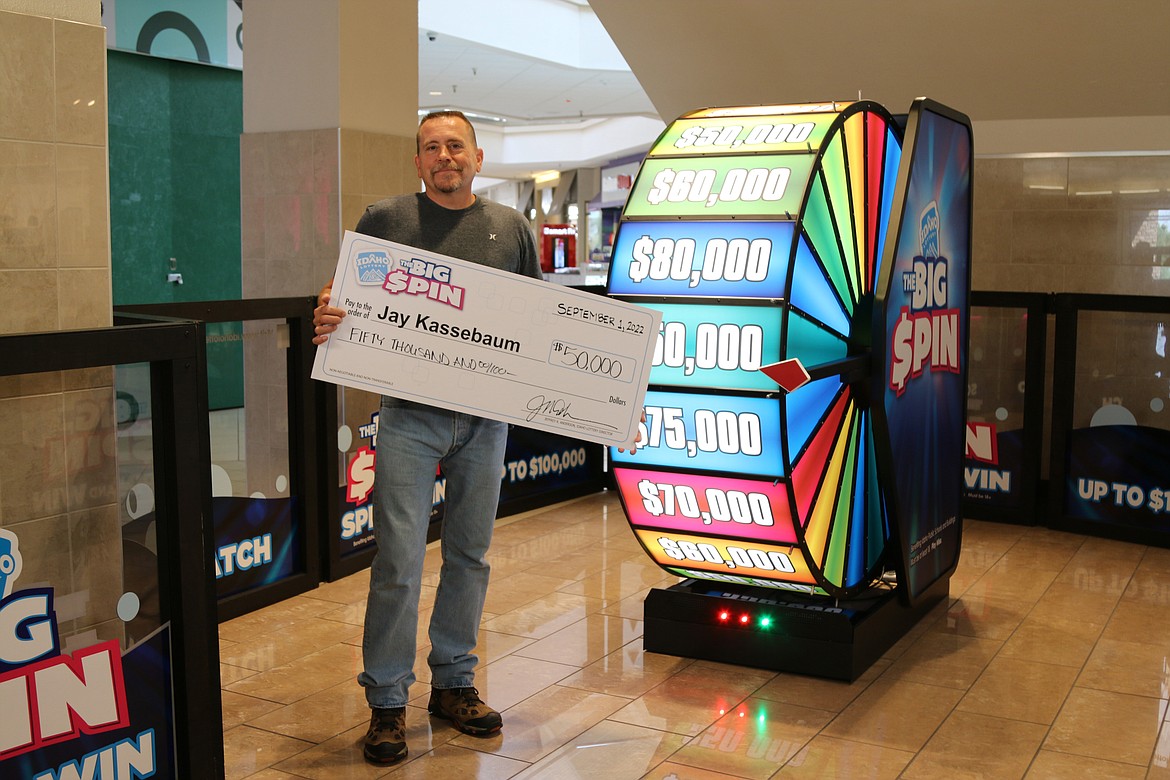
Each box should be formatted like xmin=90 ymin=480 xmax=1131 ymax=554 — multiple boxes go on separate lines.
xmin=312 ymin=110 xmax=541 ymax=765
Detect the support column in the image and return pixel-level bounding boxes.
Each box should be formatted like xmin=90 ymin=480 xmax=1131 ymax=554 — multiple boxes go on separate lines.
xmin=240 ymin=0 xmax=417 ymax=497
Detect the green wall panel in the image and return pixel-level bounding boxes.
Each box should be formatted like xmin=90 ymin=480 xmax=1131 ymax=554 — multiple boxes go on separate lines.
xmin=108 ymin=50 xmax=243 ymax=409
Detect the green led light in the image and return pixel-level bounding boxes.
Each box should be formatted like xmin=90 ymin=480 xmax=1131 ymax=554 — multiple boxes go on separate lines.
xmin=758 ymin=615 xmax=773 ymax=629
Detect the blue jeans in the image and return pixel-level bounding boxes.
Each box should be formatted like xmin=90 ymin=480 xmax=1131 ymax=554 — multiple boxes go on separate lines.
xmin=358 ymin=397 xmax=507 ymax=709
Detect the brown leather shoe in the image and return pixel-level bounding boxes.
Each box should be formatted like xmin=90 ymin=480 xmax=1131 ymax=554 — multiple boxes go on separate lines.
xmin=363 ymin=707 xmax=407 ymax=765
xmin=427 ymin=687 xmax=502 ymax=736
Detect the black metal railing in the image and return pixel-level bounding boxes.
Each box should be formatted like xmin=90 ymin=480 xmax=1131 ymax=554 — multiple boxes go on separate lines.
xmin=115 ymin=298 xmax=323 ymax=621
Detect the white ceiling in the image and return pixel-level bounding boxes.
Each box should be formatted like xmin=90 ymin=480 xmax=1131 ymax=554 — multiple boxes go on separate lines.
xmin=416 ymin=0 xmax=662 ymax=181
xmin=418 ymin=31 xmax=654 ymax=125
xmin=587 ymin=0 xmax=1170 ymax=126
xmin=420 ymin=0 xmax=1170 ymax=182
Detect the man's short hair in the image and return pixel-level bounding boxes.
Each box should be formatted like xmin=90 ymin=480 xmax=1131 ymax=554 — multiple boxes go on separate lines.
xmin=416 ymin=110 xmax=477 ymax=153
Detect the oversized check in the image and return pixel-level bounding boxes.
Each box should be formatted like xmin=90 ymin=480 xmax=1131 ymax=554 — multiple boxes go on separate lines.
xmin=312 ymin=231 xmax=662 ymax=447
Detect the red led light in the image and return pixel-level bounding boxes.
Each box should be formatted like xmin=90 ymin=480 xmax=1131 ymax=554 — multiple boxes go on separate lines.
xmin=718 ymin=610 xmax=731 ymax=622
xmin=739 ymin=614 xmax=750 ymax=625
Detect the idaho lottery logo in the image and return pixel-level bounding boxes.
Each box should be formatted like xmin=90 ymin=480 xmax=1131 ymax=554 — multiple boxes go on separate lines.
xmin=354 ymin=251 xmax=392 ymax=285
xmin=889 ymin=200 xmax=961 ymax=395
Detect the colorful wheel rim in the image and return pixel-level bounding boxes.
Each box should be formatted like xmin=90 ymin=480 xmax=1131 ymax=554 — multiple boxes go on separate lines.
xmin=607 ymin=101 xmax=904 ymax=598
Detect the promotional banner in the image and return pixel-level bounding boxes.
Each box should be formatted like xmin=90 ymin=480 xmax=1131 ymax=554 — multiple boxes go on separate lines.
xmin=0 ymin=529 xmax=178 ymax=778
xmin=1065 ymin=424 xmax=1170 ymax=532
xmin=964 ymin=422 xmax=1026 ymax=512
xmin=872 ymin=99 xmax=973 ymax=603
xmin=212 ymin=497 xmax=299 ymax=599
xmin=335 ymin=412 xmax=605 ymax=558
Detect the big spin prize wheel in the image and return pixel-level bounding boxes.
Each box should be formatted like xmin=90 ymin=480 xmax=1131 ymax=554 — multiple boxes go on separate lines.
xmin=607 ymin=101 xmax=905 ymax=600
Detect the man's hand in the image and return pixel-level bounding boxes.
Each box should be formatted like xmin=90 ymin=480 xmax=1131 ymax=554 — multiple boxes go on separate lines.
xmin=312 ymin=280 xmax=347 ymax=345
xmin=617 ymin=408 xmax=647 ymax=455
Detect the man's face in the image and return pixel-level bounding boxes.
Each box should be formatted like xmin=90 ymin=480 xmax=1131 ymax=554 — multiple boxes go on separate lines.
xmin=415 ymin=116 xmax=483 ymax=197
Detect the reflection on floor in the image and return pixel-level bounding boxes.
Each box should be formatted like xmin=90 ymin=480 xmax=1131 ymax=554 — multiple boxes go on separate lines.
xmin=219 ymin=491 xmax=1170 ymax=779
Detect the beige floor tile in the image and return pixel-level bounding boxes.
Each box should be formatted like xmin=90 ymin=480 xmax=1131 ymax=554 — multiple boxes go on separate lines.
xmin=957 ymin=656 xmax=1078 ymax=724
xmin=998 ymin=614 xmax=1103 ymax=667
xmin=539 ymin=544 xmax=647 ymax=581
xmin=473 ymin=653 xmax=580 ymax=712
xmin=668 ymin=698 xmax=835 ymax=779
xmin=215 ymin=497 xmax=1167 ymax=779
xmin=451 ymin=684 xmax=629 ymax=762
xmin=900 ymin=710 xmax=1048 ymax=779
xmin=1149 ymin=722 xmax=1170 ymax=778
xmin=226 ymin=642 xmax=364 ymax=705
xmin=223 ymin=725 xmax=314 ymax=779
xmin=245 ymin=679 xmax=370 ymax=743
xmin=640 ymin=762 xmax=747 ymax=779
xmin=304 ymin=568 xmax=371 ymax=604
xmin=1063 ymin=537 xmax=1145 ymax=573
xmin=961 ymin=559 xmax=1060 ymax=603
xmin=598 ymin=587 xmax=653 ymax=620
xmin=1079 ymin=637 xmax=1170 ymax=697
xmin=607 ymin=661 xmax=777 ymax=737
xmin=481 ymin=591 xmax=606 ymax=639
xmin=558 ymin=643 xmax=694 ymax=699
xmin=271 ymin=709 xmax=458 ymax=779
xmin=513 ymin=613 xmax=642 ymax=667
xmin=1043 ymin=686 xmax=1161 ymax=765
xmin=491 ymin=512 xmax=588 ymax=545
xmin=1123 ymin=570 xmax=1170 ymax=607
xmin=382 ymin=744 xmax=529 ymax=779
xmin=493 ymin=529 xmax=604 ymax=564
xmin=932 ymin=592 xmax=1030 ymax=641
xmin=219 ymin=595 xmax=344 ymax=643
xmin=473 ymin=627 xmax=536 ymax=665
xmin=483 ymin=570 xmax=581 ymax=614
xmin=222 ymin=690 xmax=284 ymax=731
xmin=319 ymin=599 xmax=368 ymax=627
xmin=820 ymin=677 xmax=963 ymax=752
xmin=1006 ymin=527 xmax=1085 ymax=564
xmin=484 ymin=552 xmax=540 ymax=581
xmin=1101 ymin=598 xmax=1170 ymax=648
xmin=882 ymin=630 xmax=1002 ymax=689
xmin=752 ymin=659 xmax=888 ymax=713
xmin=1026 ymin=749 xmax=1147 ymax=779
xmin=946 ymin=562 xmax=988 ymax=597
xmin=775 ymin=735 xmax=913 ymax=779
xmin=558 ymin=558 xmax=678 ymax=604
xmin=222 ymin=662 xmax=258 ymax=686
xmin=219 ymin=617 xmax=364 ymax=672
xmin=511 ymin=719 xmax=690 ymax=780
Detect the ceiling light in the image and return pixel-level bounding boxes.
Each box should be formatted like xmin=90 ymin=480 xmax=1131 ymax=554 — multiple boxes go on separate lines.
xmin=533 ymin=170 xmax=560 ymax=185
xmin=1074 ymin=190 xmax=1113 ymax=196
xmin=429 ymin=91 xmax=442 ymax=96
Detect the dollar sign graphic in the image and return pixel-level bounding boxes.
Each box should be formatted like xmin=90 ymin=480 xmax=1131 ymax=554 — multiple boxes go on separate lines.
xmin=347 ymin=447 xmax=377 ymax=505
xmin=629 ymin=235 xmax=654 ymax=283
xmin=638 ymin=479 xmax=664 ymax=516
xmin=645 ymin=168 xmax=675 ymax=206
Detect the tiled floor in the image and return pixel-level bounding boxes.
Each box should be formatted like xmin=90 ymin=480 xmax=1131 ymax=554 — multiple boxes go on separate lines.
xmin=219 ymin=491 xmax=1170 ymax=779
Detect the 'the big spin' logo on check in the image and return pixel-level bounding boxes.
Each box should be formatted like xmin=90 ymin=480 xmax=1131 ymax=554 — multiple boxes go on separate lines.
xmin=383 ymin=256 xmax=466 ymax=310
xmin=889 ymin=200 xmax=961 ymax=395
